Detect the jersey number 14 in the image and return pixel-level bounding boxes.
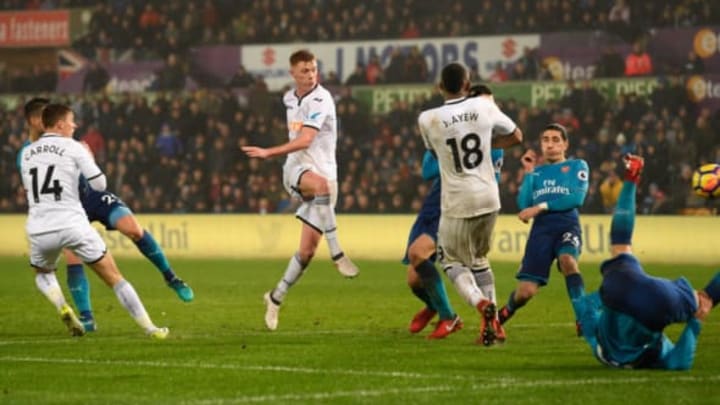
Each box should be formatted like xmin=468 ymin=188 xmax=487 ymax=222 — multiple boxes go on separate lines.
xmin=29 ymin=165 xmax=63 ymax=203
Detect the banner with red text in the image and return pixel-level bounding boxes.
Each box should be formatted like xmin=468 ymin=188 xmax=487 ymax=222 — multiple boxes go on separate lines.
xmin=0 ymin=10 xmax=69 ymax=47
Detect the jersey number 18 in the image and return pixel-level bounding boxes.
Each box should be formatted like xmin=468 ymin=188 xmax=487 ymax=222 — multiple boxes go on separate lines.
xmin=29 ymin=165 xmax=63 ymax=203
xmin=446 ymin=133 xmax=483 ymax=173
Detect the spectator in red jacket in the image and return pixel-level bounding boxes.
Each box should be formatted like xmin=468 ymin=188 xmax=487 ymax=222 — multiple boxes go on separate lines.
xmin=625 ymin=42 xmax=653 ymax=76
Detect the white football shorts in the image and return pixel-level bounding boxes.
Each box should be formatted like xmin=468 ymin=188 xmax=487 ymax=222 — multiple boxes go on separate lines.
xmin=28 ymin=223 xmax=107 ymax=270
xmin=437 ymin=211 xmax=498 ymax=269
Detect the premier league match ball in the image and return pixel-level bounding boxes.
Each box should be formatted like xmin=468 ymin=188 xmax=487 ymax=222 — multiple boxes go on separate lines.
xmin=691 ymin=163 xmax=720 ymax=199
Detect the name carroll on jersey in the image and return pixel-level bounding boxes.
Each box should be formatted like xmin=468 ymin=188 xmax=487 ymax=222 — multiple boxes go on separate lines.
xmin=24 ymin=143 xmax=66 ymax=161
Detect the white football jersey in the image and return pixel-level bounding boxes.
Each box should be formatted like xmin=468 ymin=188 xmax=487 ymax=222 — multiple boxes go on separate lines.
xmin=419 ymin=96 xmax=516 ymax=218
xmin=283 ymin=84 xmax=337 ymax=181
xmin=20 ymin=134 xmax=103 ymax=234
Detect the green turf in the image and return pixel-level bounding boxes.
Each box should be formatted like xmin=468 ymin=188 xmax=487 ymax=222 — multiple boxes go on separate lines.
xmin=0 ymin=256 xmax=717 ymax=404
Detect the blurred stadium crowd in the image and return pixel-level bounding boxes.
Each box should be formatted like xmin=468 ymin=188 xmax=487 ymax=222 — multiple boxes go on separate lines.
xmin=1 ymin=0 xmax=719 ymax=214
xmin=2 ymin=0 xmax=718 ymax=56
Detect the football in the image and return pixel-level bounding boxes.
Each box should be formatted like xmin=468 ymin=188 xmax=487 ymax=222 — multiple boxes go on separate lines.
xmin=691 ymin=163 xmax=720 ymax=198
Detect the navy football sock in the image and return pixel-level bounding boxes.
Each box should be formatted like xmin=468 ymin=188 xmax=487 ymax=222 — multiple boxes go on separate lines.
xmin=415 ymin=260 xmax=455 ymax=319
xmin=134 ymin=230 xmax=176 ymax=282
xmin=411 ymin=287 xmax=435 ymax=311
xmin=67 ymin=264 xmax=92 ymax=316
xmin=565 ymin=273 xmax=586 ymax=320
xmin=610 ymin=181 xmax=636 ymax=245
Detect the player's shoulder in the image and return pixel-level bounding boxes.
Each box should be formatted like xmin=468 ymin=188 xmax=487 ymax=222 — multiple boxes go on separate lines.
xmin=283 ymin=89 xmax=296 ymax=104
xmin=308 ymin=84 xmax=333 ymax=105
xmin=568 ymin=158 xmax=590 ymax=169
xmin=418 ymin=104 xmax=443 ymax=123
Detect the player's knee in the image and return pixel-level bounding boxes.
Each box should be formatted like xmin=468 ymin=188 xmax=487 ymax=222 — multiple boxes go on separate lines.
xmin=407 ymin=236 xmax=435 ymax=266
xmin=297 ymin=248 xmax=315 ymax=264
xmin=124 ymin=228 xmax=144 ymax=241
xmin=515 ymin=283 xmax=539 ymax=302
xmin=407 ymin=249 xmax=429 ymax=267
xmin=558 ymin=255 xmax=579 ymax=276
xmin=116 ymin=217 xmax=144 ymax=241
xmin=314 ymin=178 xmax=330 ymax=195
xmin=407 ymin=266 xmax=422 ymax=287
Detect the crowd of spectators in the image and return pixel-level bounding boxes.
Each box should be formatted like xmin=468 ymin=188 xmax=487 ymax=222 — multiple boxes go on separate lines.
xmin=2 ymin=0 xmax=719 ymax=62
xmin=0 ymin=1 xmax=717 ymax=92
xmin=1 ymin=78 xmax=718 ymax=215
xmin=0 ymin=0 xmax=718 ymax=215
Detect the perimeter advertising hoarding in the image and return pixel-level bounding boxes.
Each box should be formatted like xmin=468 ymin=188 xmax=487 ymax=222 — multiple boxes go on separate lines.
xmin=0 ymin=215 xmax=717 ymax=265
xmin=353 ymin=77 xmax=661 ymax=114
xmin=241 ymin=34 xmax=540 ymax=91
xmin=0 ymin=10 xmax=69 ymax=47
xmin=354 ymin=74 xmax=720 ymax=114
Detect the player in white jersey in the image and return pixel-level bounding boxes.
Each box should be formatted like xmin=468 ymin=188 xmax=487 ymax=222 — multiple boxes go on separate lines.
xmin=242 ymin=49 xmax=358 ymax=330
xmin=418 ymin=63 xmax=523 ymax=345
xmin=21 ymin=103 xmax=168 ymax=339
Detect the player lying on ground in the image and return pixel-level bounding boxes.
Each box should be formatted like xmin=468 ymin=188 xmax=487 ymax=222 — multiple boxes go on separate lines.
xmin=576 ymin=154 xmax=718 ymax=370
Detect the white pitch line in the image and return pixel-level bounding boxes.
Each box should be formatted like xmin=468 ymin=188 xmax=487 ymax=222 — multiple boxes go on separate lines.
xmin=3 ymin=355 xmax=719 ymax=392
xmin=186 ymin=374 xmax=720 ymax=404
xmin=0 ymin=356 xmax=473 ymax=381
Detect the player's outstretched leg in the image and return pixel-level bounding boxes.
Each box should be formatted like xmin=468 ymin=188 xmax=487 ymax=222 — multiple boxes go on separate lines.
xmin=612 ymin=154 xmax=644 ymax=245
xmin=132 ymin=228 xmax=194 ymax=302
xmin=88 ymin=252 xmax=168 ymax=339
xmin=35 ymin=271 xmax=85 ymax=336
xmin=477 ymin=300 xmax=498 ymax=346
xmin=113 ymin=279 xmax=169 ymax=339
xmin=66 ymin=260 xmax=96 ymax=332
xmin=472 ymin=267 xmax=504 ymax=341
xmin=408 ymin=284 xmax=437 ymax=333
xmin=263 ymin=291 xmax=281 ymax=331
xmin=263 ymin=253 xmax=308 ymax=330
xmin=313 ymin=194 xmax=359 ymax=278
xmin=414 ymin=260 xmax=462 ymax=339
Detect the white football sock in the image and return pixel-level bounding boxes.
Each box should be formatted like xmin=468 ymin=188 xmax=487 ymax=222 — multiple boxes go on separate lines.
xmin=113 ymin=279 xmax=155 ymax=332
xmin=444 ymin=264 xmax=487 ymax=307
xmin=272 ymin=253 xmax=307 ymax=303
xmin=35 ymin=272 xmax=66 ymax=310
xmin=473 ymin=268 xmax=496 ymax=304
xmin=314 ymin=194 xmax=343 ymax=258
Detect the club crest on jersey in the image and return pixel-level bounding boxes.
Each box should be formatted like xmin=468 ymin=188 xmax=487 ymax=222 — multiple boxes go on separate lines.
xmin=561 ymin=165 xmax=570 ymax=173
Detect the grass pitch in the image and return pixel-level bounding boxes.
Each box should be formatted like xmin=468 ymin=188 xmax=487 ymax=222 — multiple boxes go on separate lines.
xmin=0 ymin=256 xmax=718 ymax=404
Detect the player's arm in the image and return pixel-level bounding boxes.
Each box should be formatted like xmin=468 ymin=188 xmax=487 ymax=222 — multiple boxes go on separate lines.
xmin=491 ymin=148 xmax=503 ymax=183
xmin=545 ymin=160 xmax=590 ymax=211
xmin=656 ymin=318 xmax=701 ymax=370
xmin=421 ymin=150 xmax=439 ymax=180
xmin=75 ymin=141 xmax=106 ymax=191
xmin=244 ymin=95 xmax=329 ymax=159
xmin=489 ymin=103 xmax=523 ymax=149
xmin=491 ymin=127 xmax=523 ymax=149
xmin=243 ymin=126 xmax=319 ymax=159
xmin=516 ymin=150 xmax=536 ymax=211
xmin=417 ymin=112 xmax=439 ymax=181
